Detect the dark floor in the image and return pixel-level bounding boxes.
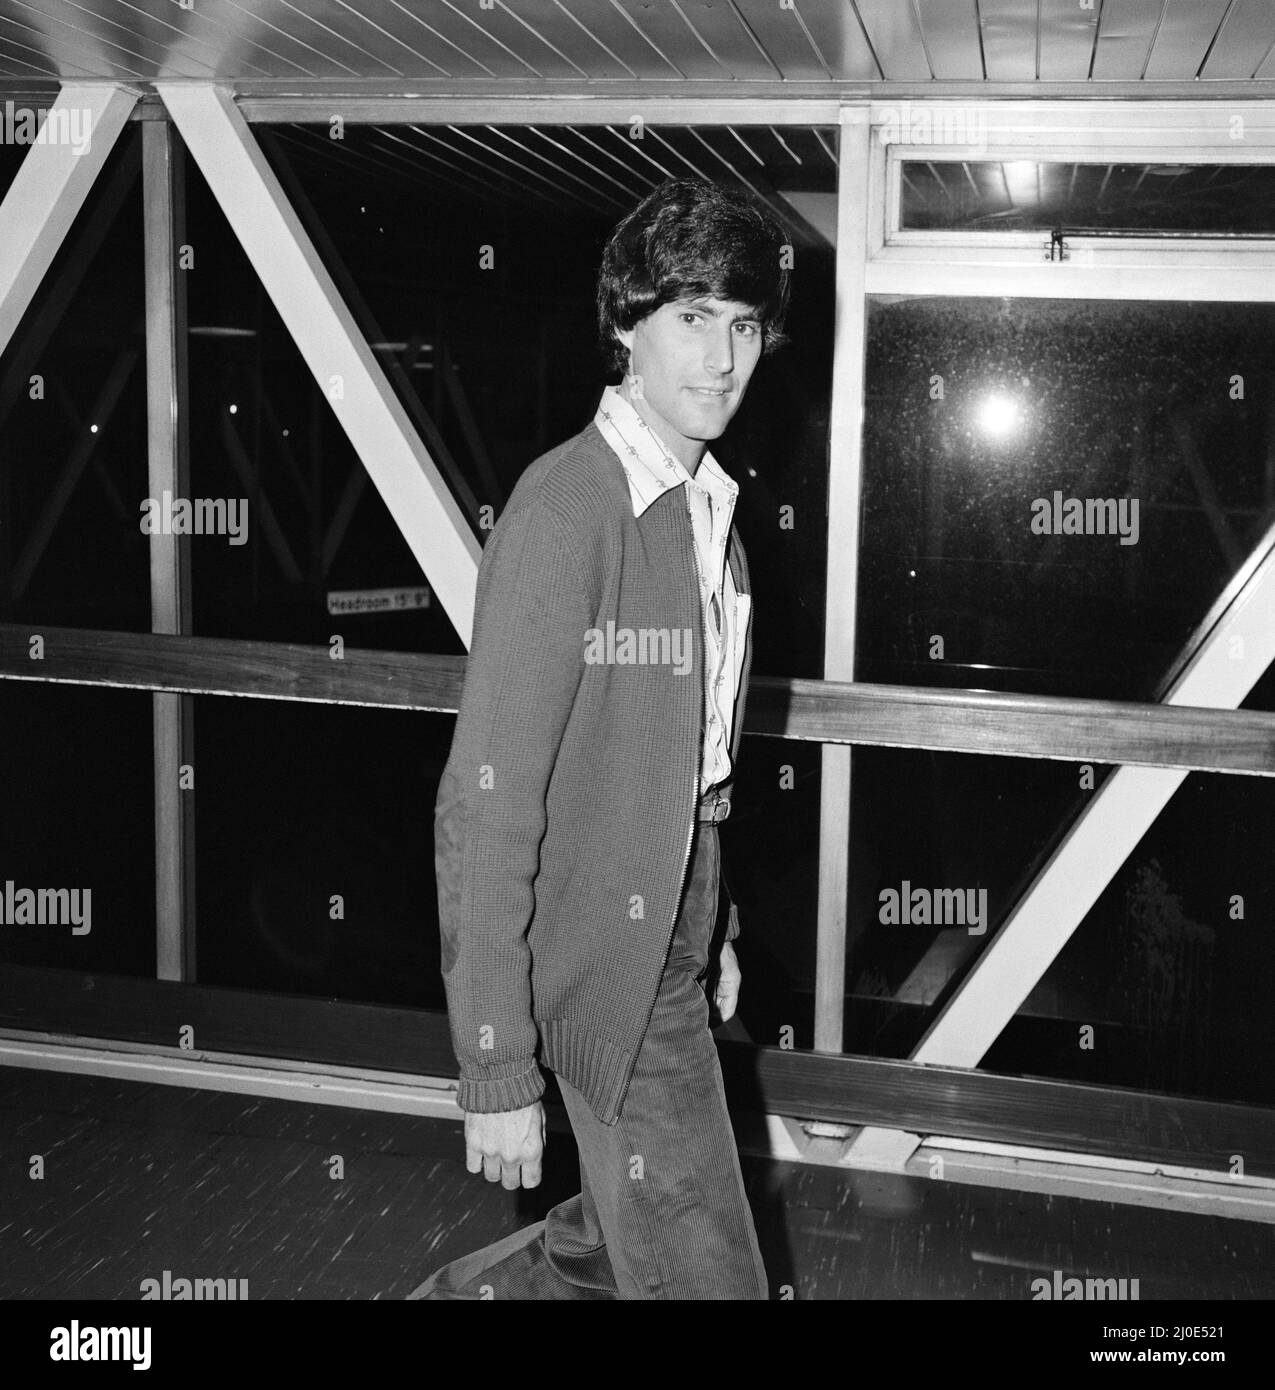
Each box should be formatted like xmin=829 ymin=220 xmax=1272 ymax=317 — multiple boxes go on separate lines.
xmin=0 ymin=1067 xmax=1270 ymax=1300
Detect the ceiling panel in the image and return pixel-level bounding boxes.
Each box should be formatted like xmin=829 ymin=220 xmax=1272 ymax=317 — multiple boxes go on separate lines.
xmin=0 ymin=22 xmax=62 ymax=78
xmin=1198 ymin=0 xmax=1275 ymax=80
xmin=854 ymin=0 xmax=932 ymax=80
xmin=519 ymin=0 xmax=678 ymax=80
xmin=651 ymin=1 xmax=782 ymax=81
xmin=0 ymin=4 xmax=148 ymax=81
xmin=550 ymin=1 xmax=681 ymax=79
xmin=1037 ymin=0 xmax=1099 ymax=82
xmin=424 ymin=0 xmax=597 ymax=79
xmin=978 ymin=0 xmax=1041 ymax=83
xmin=728 ymin=0 xmax=830 ymax=81
xmin=1090 ymin=0 xmax=1166 ymax=82
xmin=915 ymin=0 xmax=984 ymax=82
xmin=791 ymin=0 xmax=883 ymax=81
xmin=0 ymin=0 xmax=1269 ymax=87
xmin=607 ymin=0 xmax=736 ymax=80
xmin=182 ymin=3 xmax=363 ymax=80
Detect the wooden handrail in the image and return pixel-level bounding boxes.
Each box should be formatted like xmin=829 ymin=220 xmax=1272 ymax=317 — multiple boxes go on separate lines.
xmin=3 ymin=622 xmax=1275 ymax=774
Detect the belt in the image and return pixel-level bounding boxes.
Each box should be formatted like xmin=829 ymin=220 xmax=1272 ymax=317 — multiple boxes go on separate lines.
xmin=696 ymin=793 xmax=731 ymax=823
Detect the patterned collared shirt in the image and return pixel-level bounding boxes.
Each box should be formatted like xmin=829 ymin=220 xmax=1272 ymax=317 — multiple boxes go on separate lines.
xmin=594 ymin=384 xmax=751 ymax=796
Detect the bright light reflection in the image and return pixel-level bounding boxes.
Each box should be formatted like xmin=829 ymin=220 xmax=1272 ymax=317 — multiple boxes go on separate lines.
xmin=977 ymin=392 xmax=1022 ymax=438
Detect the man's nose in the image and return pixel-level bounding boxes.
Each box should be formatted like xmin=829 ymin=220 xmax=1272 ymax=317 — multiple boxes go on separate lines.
xmin=704 ymin=325 xmax=734 ymax=375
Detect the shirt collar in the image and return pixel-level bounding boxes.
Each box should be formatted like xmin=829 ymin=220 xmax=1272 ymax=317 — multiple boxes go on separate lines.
xmin=594 ymin=384 xmax=738 ymax=519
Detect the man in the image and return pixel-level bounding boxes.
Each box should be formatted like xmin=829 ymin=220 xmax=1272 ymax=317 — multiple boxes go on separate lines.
xmin=411 ymin=177 xmax=791 ymax=1300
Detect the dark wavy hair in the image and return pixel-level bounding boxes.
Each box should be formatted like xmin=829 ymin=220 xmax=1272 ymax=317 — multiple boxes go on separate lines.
xmin=597 ymin=177 xmax=792 ymax=379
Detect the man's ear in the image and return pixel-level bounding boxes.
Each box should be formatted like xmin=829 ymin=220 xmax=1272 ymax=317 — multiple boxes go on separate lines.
xmin=615 ymin=325 xmax=635 ymax=359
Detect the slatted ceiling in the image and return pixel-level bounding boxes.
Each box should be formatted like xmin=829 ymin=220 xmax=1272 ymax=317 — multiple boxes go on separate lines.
xmin=1090 ymin=0 xmax=1164 ymax=82
xmin=914 ymin=0 xmax=983 ymax=81
xmin=1200 ymin=0 xmax=1275 ymax=80
xmin=389 ymin=127 xmax=536 ymax=205
xmin=373 ymin=11 xmax=498 ymax=81
xmin=2 ymin=6 xmax=142 ymax=82
xmin=636 ymin=1 xmax=776 ymax=82
xmin=55 ymin=2 xmax=199 ymax=79
xmin=352 ymin=2 xmax=520 ymax=81
xmin=727 ymin=1 xmax=827 ymax=81
xmin=559 ymin=127 xmax=659 ymax=197
xmin=269 ymin=120 xmax=834 ymax=235
xmin=0 ymin=27 xmax=58 ymax=77
xmin=274 ymin=6 xmax=411 ymax=80
xmin=605 ymin=0 xmax=731 ymax=80
xmin=978 ymin=0 xmax=1041 ymax=83
xmin=1 ymin=0 xmax=1275 ymax=84
xmin=541 ymin=127 xmax=653 ymax=201
xmin=490 ymin=0 xmax=640 ymax=80
xmin=1037 ymin=0 xmax=1099 ymax=82
xmin=1141 ymin=0 xmax=1223 ymax=79
xmin=854 ymin=0 xmax=932 ymax=81
xmin=239 ymin=6 xmax=386 ymax=81
xmin=551 ymin=0 xmax=683 ymax=80
xmin=444 ymin=5 xmax=590 ymax=80
xmin=490 ymin=125 xmax=628 ymax=210
xmin=177 ymin=6 xmax=312 ymax=81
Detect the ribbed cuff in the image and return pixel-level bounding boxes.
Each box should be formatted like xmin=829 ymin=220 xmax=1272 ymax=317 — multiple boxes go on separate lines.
xmin=455 ymin=1061 xmax=545 ymax=1114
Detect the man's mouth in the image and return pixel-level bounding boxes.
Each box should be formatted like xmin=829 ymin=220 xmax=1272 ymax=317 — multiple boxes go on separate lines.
xmin=689 ymin=386 xmax=731 ymax=397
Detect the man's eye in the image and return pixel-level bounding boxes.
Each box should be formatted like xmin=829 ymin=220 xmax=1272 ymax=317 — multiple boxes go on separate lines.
xmin=735 ymin=322 xmax=760 ymax=337
xmin=680 ymin=313 xmax=702 ymax=326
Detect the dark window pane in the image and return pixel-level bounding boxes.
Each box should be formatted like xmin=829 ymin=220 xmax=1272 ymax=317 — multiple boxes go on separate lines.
xmin=0 ymin=683 xmax=155 ymax=976
xmin=987 ymin=768 xmax=1275 ymax=1108
xmin=0 ymin=124 xmax=148 ymax=631
xmin=193 ymin=696 xmax=451 ymax=1008
xmin=859 ymin=296 xmax=1275 ymax=699
xmin=843 ymin=747 xmax=1102 ymax=1058
xmin=902 ymin=161 xmax=1275 ymax=235
xmin=724 ymin=739 xmax=821 ymax=1049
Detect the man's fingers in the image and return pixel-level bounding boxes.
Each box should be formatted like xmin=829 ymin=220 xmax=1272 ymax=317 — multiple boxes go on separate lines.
xmin=521 ymin=1157 xmax=542 ymax=1189
xmin=482 ymin=1153 xmax=502 ymax=1183
xmin=465 ymin=1145 xmax=483 ymax=1175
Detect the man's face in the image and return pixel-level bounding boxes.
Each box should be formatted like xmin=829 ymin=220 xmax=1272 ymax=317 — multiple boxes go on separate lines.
xmin=616 ymin=296 xmax=764 ymax=468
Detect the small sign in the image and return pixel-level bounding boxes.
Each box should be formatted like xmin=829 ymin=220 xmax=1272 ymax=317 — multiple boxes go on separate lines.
xmin=326 ymin=586 xmax=431 ymax=616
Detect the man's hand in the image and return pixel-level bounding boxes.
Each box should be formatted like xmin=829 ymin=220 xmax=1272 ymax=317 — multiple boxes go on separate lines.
xmin=464 ymin=1102 xmax=546 ymax=1190
xmin=714 ymin=941 xmax=742 ymax=1023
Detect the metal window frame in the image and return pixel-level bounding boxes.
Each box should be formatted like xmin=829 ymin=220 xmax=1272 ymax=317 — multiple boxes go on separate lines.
xmin=872 ymin=99 xmax=1275 ymax=292
xmin=841 ymin=97 xmax=1275 ymax=1166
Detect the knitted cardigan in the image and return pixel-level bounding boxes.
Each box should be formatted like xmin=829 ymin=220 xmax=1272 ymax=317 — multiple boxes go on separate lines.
xmin=435 ymin=418 xmax=753 ymax=1124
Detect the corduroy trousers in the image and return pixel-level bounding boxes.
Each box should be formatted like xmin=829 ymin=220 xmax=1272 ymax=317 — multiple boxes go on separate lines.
xmin=408 ymin=822 xmax=769 ymax=1300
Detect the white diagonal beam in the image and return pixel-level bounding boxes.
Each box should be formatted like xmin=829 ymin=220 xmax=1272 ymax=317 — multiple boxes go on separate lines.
xmin=846 ymin=520 xmax=1275 ymax=1166
xmin=155 ymin=84 xmax=481 ymax=645
xmin=0 ymin=85 xmax=135 ymax=355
